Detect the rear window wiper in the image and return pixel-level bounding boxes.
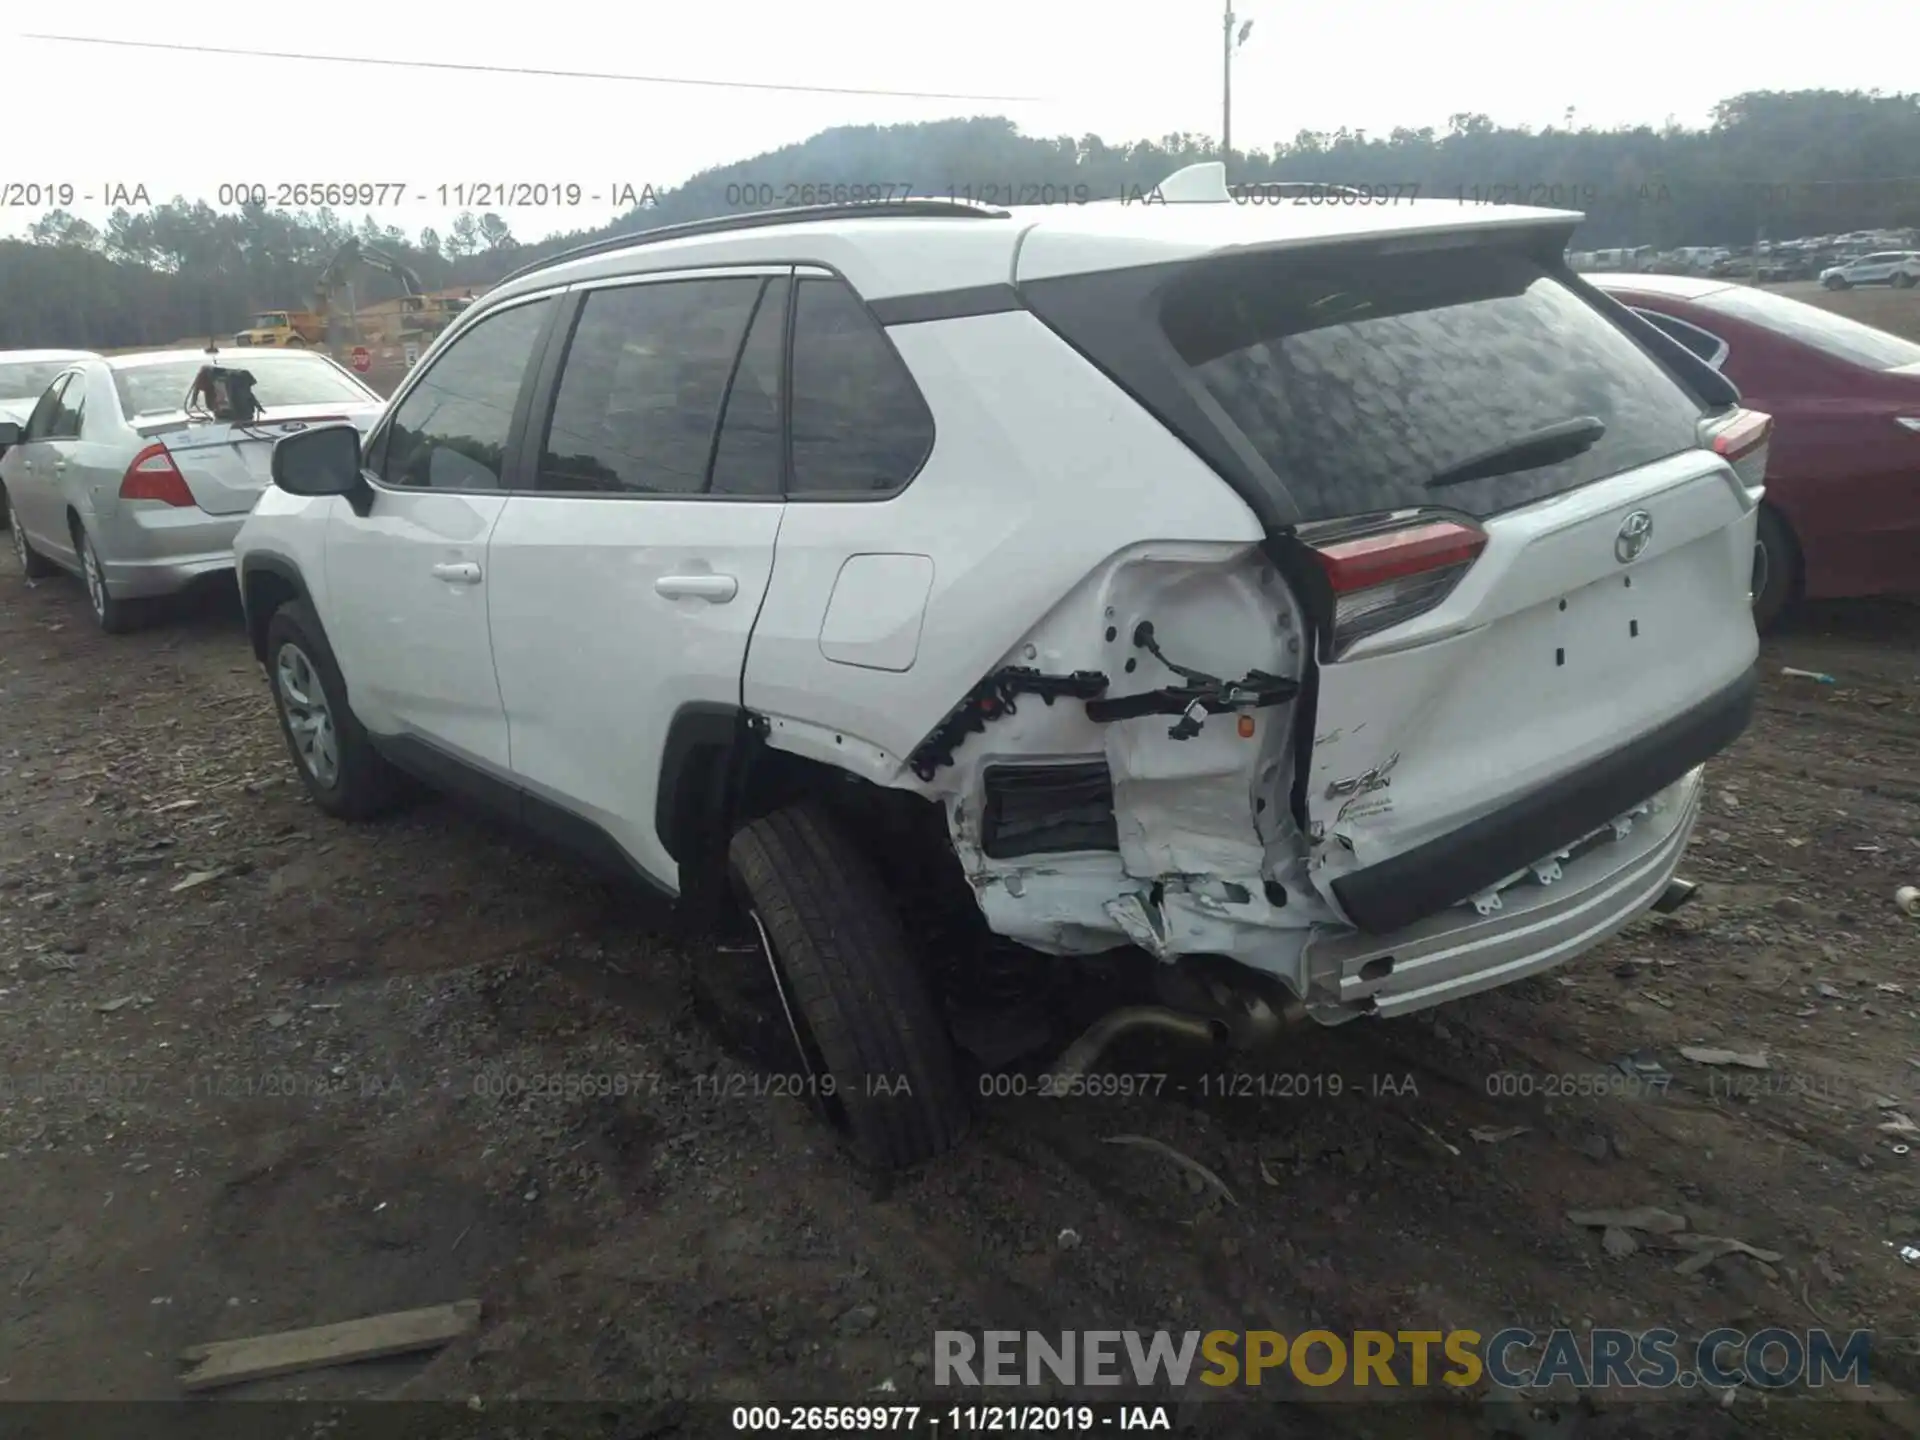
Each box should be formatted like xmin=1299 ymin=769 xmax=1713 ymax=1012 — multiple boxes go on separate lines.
xmin=1426 ymin=415 xmax=1607 ymax=489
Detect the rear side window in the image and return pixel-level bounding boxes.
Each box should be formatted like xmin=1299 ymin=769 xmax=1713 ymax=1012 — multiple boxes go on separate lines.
xmin=380 ymin=297 xmax=555 ymax=491
xmin=1633 ymin=309 xmax=1728 ymax=367
xmin=788 ymin=276 xmax=934 ymax=496
xmin=1161 ymin=246 xmax=1706 ymax=522
xmin=49 ymin=375 xmax=85 ymax=439
xmin=538 ymin=276 xmax=764 ymax=495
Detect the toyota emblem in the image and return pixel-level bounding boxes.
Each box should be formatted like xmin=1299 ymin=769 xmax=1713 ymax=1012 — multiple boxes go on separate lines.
xmin=1614 ymin=510 xmax=1653 ymax=564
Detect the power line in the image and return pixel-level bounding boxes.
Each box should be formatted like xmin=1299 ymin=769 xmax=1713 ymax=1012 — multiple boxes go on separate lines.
xmin=18 ymin=34 xmax=1043 ymax=102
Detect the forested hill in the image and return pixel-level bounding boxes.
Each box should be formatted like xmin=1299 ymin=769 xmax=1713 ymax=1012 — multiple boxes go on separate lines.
xmin=4 ymin=89 xmax=1917 ymax=349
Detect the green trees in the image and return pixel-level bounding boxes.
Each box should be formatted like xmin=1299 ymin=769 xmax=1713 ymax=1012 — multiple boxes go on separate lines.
xmin=4 ymin=88 xmax=1916 ymax=349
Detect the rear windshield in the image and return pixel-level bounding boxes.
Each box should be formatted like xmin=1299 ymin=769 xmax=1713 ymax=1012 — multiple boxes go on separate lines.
xmin=1161 ymin=246 xmax=1706 ymax=522
xmin=1693 ymin=285 xmax=1920 ymax=371
xmin=0 ymin=361 xmax=76 ymax=402
xmin=112 ymin=354 xmax=375 ymax=418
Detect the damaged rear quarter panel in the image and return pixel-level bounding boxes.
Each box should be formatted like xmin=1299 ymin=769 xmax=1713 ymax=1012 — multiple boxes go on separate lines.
xmin=740 ymin=308 xmax=1263 ymax=774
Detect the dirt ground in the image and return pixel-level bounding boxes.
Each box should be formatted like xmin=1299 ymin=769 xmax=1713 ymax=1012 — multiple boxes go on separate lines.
xmin=2 ymin=285 xmax=1918 ymax=1437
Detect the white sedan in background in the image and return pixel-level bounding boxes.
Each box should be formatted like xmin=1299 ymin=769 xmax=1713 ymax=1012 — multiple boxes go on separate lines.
xmin=0 ymin=348 xmax=386 ymax=632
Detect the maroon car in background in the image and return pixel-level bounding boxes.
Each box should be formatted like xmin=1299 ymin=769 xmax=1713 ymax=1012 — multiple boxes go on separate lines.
xmin=1592 ymin=273 xmax=1920 ymax=629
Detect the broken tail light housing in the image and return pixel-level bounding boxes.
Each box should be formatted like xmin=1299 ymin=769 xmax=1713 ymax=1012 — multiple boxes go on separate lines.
xmin=1301 ymin=515 xmax=1488 ymax=658
xmin=119 ymin=443 xmax=196 ymax=507
xmin=1710 ymin=409 xmax=1772 ymax=465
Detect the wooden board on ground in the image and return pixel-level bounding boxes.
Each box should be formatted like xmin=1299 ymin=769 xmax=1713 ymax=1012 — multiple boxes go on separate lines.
xmin=178 ymin=1299 xmax=481 ymax=1392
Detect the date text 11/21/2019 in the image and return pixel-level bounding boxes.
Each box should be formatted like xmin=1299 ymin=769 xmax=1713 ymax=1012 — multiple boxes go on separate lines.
xmin=728 ymin=1404 xmax=1173 ymax=1432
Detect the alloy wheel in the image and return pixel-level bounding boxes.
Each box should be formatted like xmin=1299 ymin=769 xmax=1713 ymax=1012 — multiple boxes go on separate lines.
xmin=10 ymin=518 xmax=27 ymax=573
xmin=275 ymin=642 xmax=340 ymax=788
xmin=82 ymin=541 xmax=106 ymax=617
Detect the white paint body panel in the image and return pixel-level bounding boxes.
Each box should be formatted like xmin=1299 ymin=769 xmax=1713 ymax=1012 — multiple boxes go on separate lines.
xmin=486 ymin=495 xmax=784 ymax=893
xmin=740 ymin=310 xmax=1264 ymax=775
xmin=1304 ymin=453 xmax=1759 ymax=892
xmin=322 ymin=486 xmax=512 ymax=772
xmin=818 ymin=553 xmax=936 ymax=672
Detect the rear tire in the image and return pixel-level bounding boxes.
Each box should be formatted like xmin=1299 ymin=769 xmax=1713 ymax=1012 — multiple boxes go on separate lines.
xmin=1751 ymin=504 xmax=1801 ymax=635
xmin=7 ymin=490 xmax=57 ymax=579
xmin=264 ymin=599 xmax=408 ymax=820
xmin=1894 ymin=272 xmax=1917 ymax=290
xmin=726 ymin=802 xmax=968 ymax=1171
xmin=75 ymin=524 xmax=139 ymax=633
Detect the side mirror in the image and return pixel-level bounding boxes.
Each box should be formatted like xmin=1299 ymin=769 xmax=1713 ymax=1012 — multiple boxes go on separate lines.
xmin=0 ymin=422 xmax=21 ymax=448
xmin=272 ymin=423 xmax=364 ymax=497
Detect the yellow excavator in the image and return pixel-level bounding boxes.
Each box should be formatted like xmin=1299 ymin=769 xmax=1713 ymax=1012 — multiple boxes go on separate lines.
xmin=312 ymin=237 xmax=474 ymax=348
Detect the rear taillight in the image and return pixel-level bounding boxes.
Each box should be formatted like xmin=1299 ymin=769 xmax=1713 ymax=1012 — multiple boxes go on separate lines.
xmin=120 ymin=443 xmax=196 ymax=507
xmin=1710 ymin=409 xmax=1772 ymax=464
xmin=1303 ymin=516 xmax=1488 ymax=657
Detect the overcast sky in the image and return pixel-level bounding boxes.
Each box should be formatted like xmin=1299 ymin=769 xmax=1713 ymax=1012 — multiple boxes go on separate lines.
xmin=4 ymin=0 xmax=1913 ymax=245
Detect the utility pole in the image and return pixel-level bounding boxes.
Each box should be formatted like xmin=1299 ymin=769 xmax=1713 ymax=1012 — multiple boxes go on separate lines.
xmin=1222 ymin=5 xmax=1253 ymax=178
xmin=1222 ymin=0 xmax=1234 ymax=170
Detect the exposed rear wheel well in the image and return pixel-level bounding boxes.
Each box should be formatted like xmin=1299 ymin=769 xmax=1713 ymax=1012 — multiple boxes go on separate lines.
xmin=660 ymin=719 xmax=969 ymax=931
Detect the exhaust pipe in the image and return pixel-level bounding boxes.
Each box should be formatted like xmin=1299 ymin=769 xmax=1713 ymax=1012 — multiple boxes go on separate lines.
xmin=1652 ymin=878 xmax=1699 ymax=914
xmin=1047 ymin=992 xmax=1307 ymax=1090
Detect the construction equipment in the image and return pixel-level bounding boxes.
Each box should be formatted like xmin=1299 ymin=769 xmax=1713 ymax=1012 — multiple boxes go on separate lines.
xmin=232 ymin=310 xmax=327 ymax=348
xmin=312 ymin=238 xmax=472 ymax=348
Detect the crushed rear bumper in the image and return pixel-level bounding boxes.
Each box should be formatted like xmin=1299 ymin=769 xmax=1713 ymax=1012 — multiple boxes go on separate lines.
xmin=1302 ymin=764 xmax=1705 ymax=1020
xmin=1329 ymin=666 xmax=1755 ymax=933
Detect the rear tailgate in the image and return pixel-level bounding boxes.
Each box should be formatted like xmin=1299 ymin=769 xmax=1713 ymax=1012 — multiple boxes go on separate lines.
xmin=161 ymin=402 xmax=384 ymax=515
xmin=1177 ymin=240 xmax=1764 ymax=932
xmin=1066 ymin=223 xmax=1762 ymax=934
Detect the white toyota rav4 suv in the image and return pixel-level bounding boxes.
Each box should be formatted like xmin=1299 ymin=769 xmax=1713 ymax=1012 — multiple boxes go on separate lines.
xmin=235 ymin=164 xmax=1769 ymax=1171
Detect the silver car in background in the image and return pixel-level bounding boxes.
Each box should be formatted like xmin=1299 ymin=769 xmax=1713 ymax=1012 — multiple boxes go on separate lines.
xmin=0 ymin=348 xmax=386 ymax=632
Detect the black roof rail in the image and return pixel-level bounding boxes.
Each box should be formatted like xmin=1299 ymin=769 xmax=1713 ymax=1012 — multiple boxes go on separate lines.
xmin=493 ymin=198 xmax=1013 ymax=288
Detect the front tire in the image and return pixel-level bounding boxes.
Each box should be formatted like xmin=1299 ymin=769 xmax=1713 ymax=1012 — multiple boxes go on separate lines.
xmin=264 ymin=599 xmax=407 ymax=819
xmin=1824 ymin=275 xmax=1850 ymax=290
xmin=726 ymin=802 xmax=969 ymax=1171
xmin=1751 ymin=504 xmax=1801 ymax=634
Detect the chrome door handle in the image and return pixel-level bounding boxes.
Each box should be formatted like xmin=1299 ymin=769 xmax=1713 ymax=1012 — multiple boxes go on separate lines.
xmin=431 ymin=561 xmax=482 ymax=585
xmin=54 ymin=461 xmax=66 ymax=473
xmin=655 ymin=573 xmax=738 ymax=602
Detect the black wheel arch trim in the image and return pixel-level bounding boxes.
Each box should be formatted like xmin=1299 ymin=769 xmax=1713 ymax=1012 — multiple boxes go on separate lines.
xmin=1329 ymin=665 xmax=1758 ymax=935
xmin=237 ymin=551 xmax=317 ymax=661
xmin=656 ymin=701 xmax=770 ymax=869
